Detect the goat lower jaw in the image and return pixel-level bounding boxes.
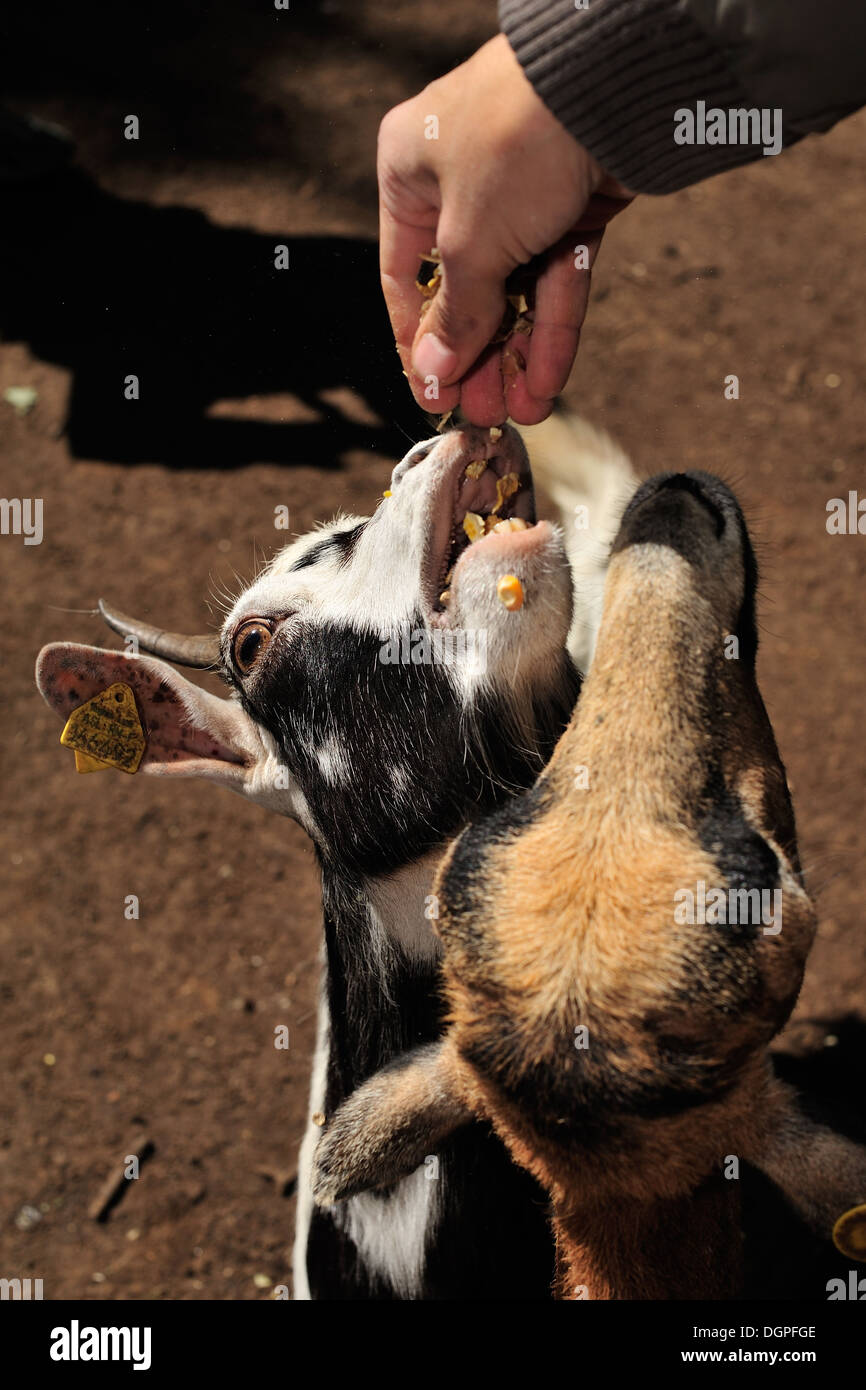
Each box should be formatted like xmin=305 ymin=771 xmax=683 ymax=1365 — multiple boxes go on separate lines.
xmin=427 ymin=470 xmax=536 ymax=625
xmin=437 ymin=519 xmax=539 ymax=618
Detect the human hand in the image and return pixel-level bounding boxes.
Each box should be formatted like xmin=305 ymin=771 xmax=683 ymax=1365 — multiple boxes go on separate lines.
xmin=377 ymin=33 xmax=633 ymax=426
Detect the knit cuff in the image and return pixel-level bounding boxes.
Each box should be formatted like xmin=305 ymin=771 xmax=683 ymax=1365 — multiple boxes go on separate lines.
xmin=499 ymin=0 xmax=792 ymax=194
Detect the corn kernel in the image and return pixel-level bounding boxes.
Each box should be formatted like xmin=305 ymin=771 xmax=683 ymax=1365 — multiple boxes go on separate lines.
xmin=492 ymin=472 xmax=519 ymax=514
xmin=462 ymin=511 xmax=485 ymax=543
xmin=497 ymin=574 xmax=524 ymax=611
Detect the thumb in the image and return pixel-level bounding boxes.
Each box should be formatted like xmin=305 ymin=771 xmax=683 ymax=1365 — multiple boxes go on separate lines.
xmin=412 ymin=249 xmax=507 ymax=396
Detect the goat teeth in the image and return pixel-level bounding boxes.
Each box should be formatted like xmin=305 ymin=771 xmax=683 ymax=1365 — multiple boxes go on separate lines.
xmin=491 ymin=517 xmax=529 ymax=534
xmin=462 ymin=511 xmax=485 ymax=543
xmin=489 ymin=426 xmax=502 ymax=441
xmin=439 ymin=589 xmax=451 ymax=608
xmin=443 ymin=565 xmax=455 ymax=585
xmin=464 ymin=459 xmax=487 ymax=480
xmin=497 ymin=574 xmax=525 ymax=611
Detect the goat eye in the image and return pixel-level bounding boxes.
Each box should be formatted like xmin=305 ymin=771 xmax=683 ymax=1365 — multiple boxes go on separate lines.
xmin=232 ymin=619 xmax=273 ymax=674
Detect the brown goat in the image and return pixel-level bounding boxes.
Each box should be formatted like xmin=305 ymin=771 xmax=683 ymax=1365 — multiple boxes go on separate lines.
xmin=312 ymin=471 xmax=866 ymax=1298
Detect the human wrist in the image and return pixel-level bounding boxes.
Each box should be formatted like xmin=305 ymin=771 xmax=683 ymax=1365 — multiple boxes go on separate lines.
xmin=499 ymin=0 xmax=763 ymax=195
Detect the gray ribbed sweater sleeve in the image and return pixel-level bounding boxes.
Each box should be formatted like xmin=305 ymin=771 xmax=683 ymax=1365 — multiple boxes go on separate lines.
xmin=499 ymin=0 xmax=866 ymax=194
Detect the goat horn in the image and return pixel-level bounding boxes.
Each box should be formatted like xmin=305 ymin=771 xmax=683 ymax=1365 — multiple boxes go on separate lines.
xmin=97 ymin=599 xmax=221 ymax=669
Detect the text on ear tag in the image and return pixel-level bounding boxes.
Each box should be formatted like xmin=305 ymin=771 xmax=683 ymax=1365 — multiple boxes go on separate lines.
xmin=60 ymin=683 xmax=146 ymax=775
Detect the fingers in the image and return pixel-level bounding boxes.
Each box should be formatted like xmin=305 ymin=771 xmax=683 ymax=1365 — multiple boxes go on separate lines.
xmin=459 ymin=345 xmax=508 ymax=427
xmin=379 ymin=191 xmax=459 ymax=416
xmin=505 ymin=230 xmax=605 ymax=424
xmin=376 ymin=68 xmax=633 ymax=425
xmin=379 ymin=217 xmax=436 ymax=366
xmin=383 ymin=219 xmax=603 ymax=426
xmin=378 ymin=105 xmax=457 ymax=415
xmin=528 ymin=231 xmax=603 ymax=398
xmin=411 ymin=241 xmax=509 ymax=413
xmin=502 ymin=341 xmax=555 ymax=425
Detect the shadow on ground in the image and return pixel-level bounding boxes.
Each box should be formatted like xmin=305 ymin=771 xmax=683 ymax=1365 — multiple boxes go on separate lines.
xmin=0 ymin=166 xmax=425 ymax=466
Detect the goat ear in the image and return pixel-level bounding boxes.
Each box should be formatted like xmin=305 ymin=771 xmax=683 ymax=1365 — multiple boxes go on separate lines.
xmin=748 ymin=1085 xmax=866 ymax=1245
xmin=35 ymin=642 xmax=266 ymax=790
xmin=313 ymin=1036 xmax=471 ymax=1206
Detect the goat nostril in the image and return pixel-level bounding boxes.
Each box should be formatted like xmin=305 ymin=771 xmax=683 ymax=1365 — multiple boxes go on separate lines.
xmin=390 ymin=437 xmax=438 ymax=488
xmin=408 ymin=440 xmax=436 ymax=464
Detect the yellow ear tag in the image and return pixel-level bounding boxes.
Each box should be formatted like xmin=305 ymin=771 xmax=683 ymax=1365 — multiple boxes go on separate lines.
xmin=73 ymin=749 xmax=114 ymax=774
xmin=60 ymin=683 xmax=146 ymax=775
xmin=833 ymin=1203 xmax=866 ymax=1261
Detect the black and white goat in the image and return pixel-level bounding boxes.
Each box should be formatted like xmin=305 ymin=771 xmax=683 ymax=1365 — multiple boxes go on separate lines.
xmin=36 ymin=418 xmax=633 ymax=1299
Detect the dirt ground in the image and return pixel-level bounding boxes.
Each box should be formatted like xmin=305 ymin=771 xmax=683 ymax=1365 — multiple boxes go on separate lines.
xmin=1 ymin=1 xmax=864 ymax=1301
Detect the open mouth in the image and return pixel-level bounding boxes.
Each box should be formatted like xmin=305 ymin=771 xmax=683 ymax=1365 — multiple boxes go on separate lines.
xmin=425 ymin=439 xmax=538 ymax=622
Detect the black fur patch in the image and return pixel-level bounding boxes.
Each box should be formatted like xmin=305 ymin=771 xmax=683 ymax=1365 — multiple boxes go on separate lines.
xmin=290 ymin=523 xmax=366 ymax=571
xmin=240 ymin=614 xmax=577 ymax=879
xmin=698 ymin=780 xmax=780 ymax=902
xmin=321 ymin=883 xmax=446 ymax=1103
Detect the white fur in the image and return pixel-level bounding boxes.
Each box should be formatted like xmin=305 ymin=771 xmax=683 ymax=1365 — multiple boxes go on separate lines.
xmin=334 ymin=1164 xmax=441 ymax=1300
xmin=314 ymin=733 xmax=351 ymax=787
xmin=519 ymin=413 xmax=638 ymax=672
xmin=364 ymin=851 xmax=445 ymax=965
xmin=390 ymin=761 xmax=413 ymax=798
xmin=293 ymin=980 xmax=329 ymax=1301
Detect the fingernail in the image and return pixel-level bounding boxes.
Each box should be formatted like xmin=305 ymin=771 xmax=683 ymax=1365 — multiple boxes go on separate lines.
xmin=413 ymin=333 xmax=458 ymax=382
